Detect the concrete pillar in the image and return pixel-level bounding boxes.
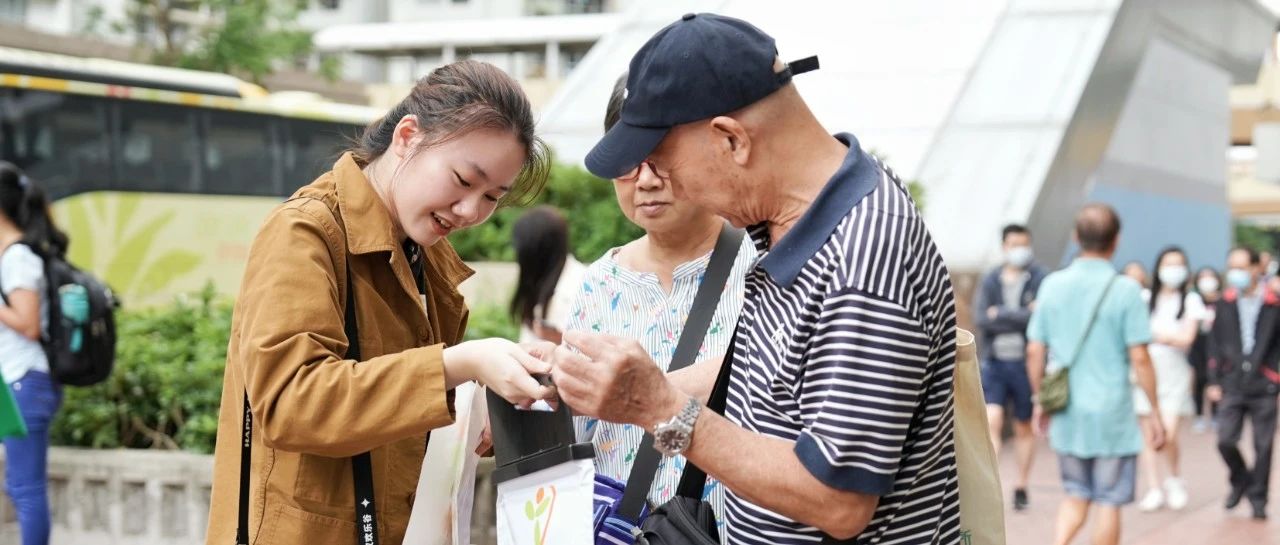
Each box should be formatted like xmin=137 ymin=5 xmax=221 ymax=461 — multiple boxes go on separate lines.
xmin=513 ymin=50 xmax=528 ymax=80
xmin=443 ymin=44 xmax=458 ymax=65
xmin=545 ymin=41 xmax=561 ymax=81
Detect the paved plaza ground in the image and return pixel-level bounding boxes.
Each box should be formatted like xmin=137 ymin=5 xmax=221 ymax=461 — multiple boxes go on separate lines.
xmin=999 ymin=420 xmax=1280 ymax=544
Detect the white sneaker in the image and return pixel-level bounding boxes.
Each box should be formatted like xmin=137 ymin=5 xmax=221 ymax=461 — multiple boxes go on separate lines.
xmin=1138 ymin=488 xmax=1165 ymax=512
xmin=1165 ymin=477 xmax=1189 ymax=510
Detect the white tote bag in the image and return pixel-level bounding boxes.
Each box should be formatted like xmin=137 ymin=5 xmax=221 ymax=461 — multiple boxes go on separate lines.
xmin=403 ymin=381 xmax=489 ymax=545
xmin=486 ymin=382 xmax=596 ymax=545
xmin=495 ymin=457 xmax=595 ymax=545
xmin=953 ymin=329 xmax=1007 ymax=545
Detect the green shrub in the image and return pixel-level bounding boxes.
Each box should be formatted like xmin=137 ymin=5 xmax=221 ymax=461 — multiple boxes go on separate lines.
xmin=48 ymin=289 xmax=521 ymax=454
xmin=50 ymin=284 xmax=232 ymax=453
xmin=449 ymin=162 xmax=643 ymax=262
xmin=463 ymin=304 xmax=519 ymax=342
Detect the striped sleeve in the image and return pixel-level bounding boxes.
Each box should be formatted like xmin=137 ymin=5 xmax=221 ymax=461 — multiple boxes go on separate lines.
xmin=793 ymin=286 xmax=930 ymax=496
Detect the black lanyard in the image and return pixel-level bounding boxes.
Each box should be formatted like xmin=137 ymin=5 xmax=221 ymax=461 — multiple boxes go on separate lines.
xmin=238 ymin=262 xmax=380 ymax=545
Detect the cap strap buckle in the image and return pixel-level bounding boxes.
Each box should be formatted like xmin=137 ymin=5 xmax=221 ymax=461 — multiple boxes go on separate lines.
xmin=776 ymin=55 xmax=820 ymax=84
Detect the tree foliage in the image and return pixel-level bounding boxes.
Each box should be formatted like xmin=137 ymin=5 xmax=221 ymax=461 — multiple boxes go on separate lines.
xmin=84 ymin=0 xmax=320 ymax=83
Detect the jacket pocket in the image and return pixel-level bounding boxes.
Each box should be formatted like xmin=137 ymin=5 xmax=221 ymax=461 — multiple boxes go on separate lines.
xmin=294 ymin=453 xmax=354 ymax=507
xmin=261 ymin=503 xmax=359 ymax=545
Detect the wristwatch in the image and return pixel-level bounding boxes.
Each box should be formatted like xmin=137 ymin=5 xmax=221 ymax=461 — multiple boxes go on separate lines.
xmin=652 ymin=396 xmax=702 ymax=456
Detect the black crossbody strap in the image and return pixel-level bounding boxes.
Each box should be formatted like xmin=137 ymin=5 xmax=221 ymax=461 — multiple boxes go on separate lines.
xmin=238 ymin=256 xmax=378 ymax=545
xmin=617 ymin=224 xmax=744 ymax=520
xmin=674 ymin=321 xmax=740 ymax=500
xmin=236 ymin=389 xmax=251 ymax=545
xmin=345 ymin=270 xmax=380 ymax=545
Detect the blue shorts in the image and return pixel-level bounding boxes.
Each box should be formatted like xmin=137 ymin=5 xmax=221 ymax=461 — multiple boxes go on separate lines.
xmin=980 ymin=358 xmax=1033 ymax=421
xmin=1058 ymin=454 xmax=1138 ymax=506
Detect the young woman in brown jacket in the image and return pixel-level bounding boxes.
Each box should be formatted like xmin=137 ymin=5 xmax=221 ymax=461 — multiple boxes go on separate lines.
xmin=205 ymin=60 xmax=557 ymax=545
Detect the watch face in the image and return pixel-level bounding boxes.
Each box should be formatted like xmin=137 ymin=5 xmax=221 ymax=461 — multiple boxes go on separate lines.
xmin=654 ymin=426 xmax=691 ymax=454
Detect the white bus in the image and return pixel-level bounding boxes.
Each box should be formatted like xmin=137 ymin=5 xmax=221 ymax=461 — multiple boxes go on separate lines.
xmin=0 ymin=47 xmax=383 ymax=306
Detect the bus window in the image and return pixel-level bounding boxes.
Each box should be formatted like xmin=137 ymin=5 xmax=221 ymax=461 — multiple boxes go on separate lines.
xmin=285 ymin=119 xmax=356 ymax=187
xmin=203 ymin=110 xmax=279 ymax=196
xmin=117 ymin=101 xmax=201 ymax=194
xmin=0 ymin=89 xmax=112 ymax=199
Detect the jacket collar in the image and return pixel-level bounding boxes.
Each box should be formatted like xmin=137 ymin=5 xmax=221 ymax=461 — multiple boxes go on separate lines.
xmin=332 ymin=152 xmax=474 ymax=286
xmin=335 ymin=153 xmax=399 ymax=256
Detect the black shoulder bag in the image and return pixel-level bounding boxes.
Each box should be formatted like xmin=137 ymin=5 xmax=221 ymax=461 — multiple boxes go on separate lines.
xmin=633 ymin=321 xmax=740 ymax=545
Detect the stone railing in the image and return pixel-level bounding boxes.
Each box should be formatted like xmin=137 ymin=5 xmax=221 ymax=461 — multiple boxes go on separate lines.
xmin=1 ymin=447 xmax=213 ymax=544
xmin=1 ymin=447 xmax=500 ymax=545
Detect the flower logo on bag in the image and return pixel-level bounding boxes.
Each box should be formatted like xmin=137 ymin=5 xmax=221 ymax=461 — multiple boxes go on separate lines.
xmin=523 ymin=486 xmax=557 ymax=545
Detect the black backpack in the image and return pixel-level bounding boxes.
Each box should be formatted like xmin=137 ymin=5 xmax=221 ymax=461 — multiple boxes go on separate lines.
xmin=1 ymin=243 xmax=118 ymax=386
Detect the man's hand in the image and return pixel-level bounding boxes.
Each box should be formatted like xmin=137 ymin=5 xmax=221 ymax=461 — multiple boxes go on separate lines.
xmin=987 ymin=306 xmax=999 ymax=321
xmin=532 ymin=321 xmax=563 ymax=344
xmin=551 ymin=331 xmax=684 ymax=430
xmin=1032 ymin=405 xmax=1050 ymax=437
xmin=1206 ymin=385 xmax=1223 ymax=403
xmin=1143 ymin=413 xmax=1167 ymax=451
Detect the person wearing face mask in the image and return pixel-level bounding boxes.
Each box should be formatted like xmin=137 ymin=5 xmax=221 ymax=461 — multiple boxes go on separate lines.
xmin=1206 ymin=247 xmax=1280 ymax=520
xmin=1133 ymin=247 xmax=1205 ymax=512
xmin=204 ymin=61 xmax=559 ymax=545
xmin=1265 ymin=250 xmax=1280 ymax=295
xmin=972 ymin=223 xmax=1047 ymax=511
xmin=1190 ymin=268 xmax=1222 ymax=433
xmin=562 ymin=73 xmax=757 ymax=535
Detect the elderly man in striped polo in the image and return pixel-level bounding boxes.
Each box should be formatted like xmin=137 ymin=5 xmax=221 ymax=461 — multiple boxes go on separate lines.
xmin=549 ymin=13 xmax=960 ymax=544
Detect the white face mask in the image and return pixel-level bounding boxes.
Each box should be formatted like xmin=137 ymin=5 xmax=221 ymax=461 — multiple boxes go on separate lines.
xmin=1158 ymin=265 xmax=1189 ymax=288
xmin=1197 ymin=276 xmax=1220 ymax=294
xmin=1005 ymin=246 xmax=1033 ymax=269
xmin=1228 ymin=268 xmax=1253 ymax=290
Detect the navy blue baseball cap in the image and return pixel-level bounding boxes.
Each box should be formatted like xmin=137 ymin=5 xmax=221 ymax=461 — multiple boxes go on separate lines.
xmin=585 ymin=13 xmax=819 ymax=180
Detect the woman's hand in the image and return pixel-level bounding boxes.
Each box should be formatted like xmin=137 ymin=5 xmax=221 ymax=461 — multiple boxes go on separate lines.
xmin=444 ymin=338 xmax=555 ymax=408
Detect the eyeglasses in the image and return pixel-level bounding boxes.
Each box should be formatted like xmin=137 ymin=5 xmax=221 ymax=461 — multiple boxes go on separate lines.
xmin=614 ymin=160 xmax=670 ymax=183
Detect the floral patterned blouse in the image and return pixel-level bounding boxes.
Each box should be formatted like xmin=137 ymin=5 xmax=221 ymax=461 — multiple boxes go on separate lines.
xmin=566 ymin=234 xmax=756 ymax=530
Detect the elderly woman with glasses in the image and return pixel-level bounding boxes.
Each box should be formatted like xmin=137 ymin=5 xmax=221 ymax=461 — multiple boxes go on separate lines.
xmin=563 ymin=74 xmax=757 ymax=527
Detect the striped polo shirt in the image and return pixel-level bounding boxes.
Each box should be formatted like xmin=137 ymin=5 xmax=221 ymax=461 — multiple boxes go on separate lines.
xmin=723 ymin=133 xmax=959 ymax=544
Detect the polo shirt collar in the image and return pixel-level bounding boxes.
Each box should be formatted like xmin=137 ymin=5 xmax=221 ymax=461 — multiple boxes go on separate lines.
xmin=756 ymin=133 xmax=880 ymax=288
xmin=1071 ymin=257 xmax=1116 ymax=272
